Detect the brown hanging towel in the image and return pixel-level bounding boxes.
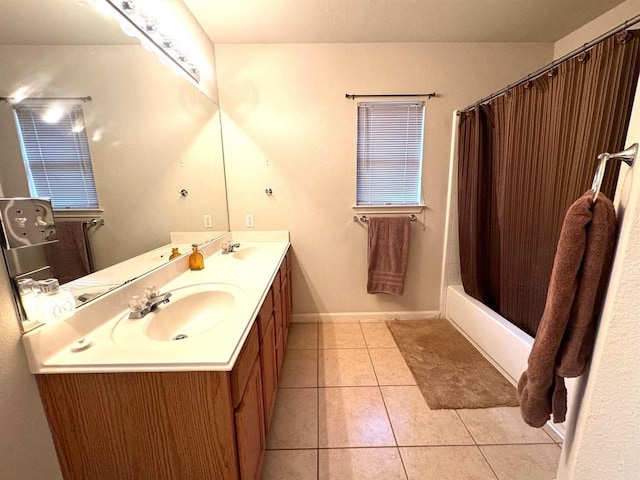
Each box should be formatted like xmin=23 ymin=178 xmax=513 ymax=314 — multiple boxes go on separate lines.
xmin=518 ymin=190 xmax=617 ymax=427
xmin=367 ymin=216 xmax=411 ymax=295
xmin=44 ymin=220 xmax=95 ymax=284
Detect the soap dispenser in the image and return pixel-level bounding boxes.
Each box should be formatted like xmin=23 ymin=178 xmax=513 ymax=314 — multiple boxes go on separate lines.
xmin=17 ymin=278 xmax=40 ymax=321
xmin=189 ymin=244 xmax=205 ymax=270
xmin=34 ymin=278 xmax=76 ymax=324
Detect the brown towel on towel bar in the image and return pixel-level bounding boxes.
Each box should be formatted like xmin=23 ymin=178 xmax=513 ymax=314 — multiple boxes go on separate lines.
xmin=367 ymin=216 xmax=411 ymax=295
xmin=44 ymin=221 xmax=95 ymax=284
xmin=518 ymin=190 xmax=617 ymax=427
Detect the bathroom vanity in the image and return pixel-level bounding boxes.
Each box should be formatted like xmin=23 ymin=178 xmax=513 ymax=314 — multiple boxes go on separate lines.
xmin=24 ymin=233 xmax=292 ymax=480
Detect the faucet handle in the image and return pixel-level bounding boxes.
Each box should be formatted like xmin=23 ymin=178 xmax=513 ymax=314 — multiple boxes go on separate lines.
xmin=144 ymin=285 xmax=160 ymax=299
xmin=129 ymin=295 xmax=147 ymax=312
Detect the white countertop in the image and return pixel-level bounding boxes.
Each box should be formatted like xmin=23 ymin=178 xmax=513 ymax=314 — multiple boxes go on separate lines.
xmin=22 ymin=232 xmax=290 ymax=374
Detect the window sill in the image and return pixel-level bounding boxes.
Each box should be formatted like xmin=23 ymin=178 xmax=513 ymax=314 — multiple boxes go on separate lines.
xmin=53 ymin=209 xmax=104 ymax=219
xmin=352 ymin=205 xmax=425 ymax=215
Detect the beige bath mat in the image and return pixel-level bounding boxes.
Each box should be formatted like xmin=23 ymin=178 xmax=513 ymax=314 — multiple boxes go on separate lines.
xmin=386 ymin=319 xmax=519 ymax=409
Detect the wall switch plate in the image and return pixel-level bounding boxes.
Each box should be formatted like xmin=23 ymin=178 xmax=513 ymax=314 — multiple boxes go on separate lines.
xmin=203 ymin=214 xmax=212 ymax=228
xmin=245 ymin=213 xmax=254 ymax=228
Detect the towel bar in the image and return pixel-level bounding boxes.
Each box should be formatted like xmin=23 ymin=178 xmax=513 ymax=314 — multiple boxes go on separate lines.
xmin=591 ymin=143 xmax=637 ymax=200
xmin=353 ymin=214 xmax=417 ymax=223
xmin=85 ymin=218 xmax=105 ymax=227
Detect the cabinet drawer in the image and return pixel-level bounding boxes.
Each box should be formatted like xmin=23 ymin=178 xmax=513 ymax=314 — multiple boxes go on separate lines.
xmin=231 ymin=322 xmax=260 ymax=408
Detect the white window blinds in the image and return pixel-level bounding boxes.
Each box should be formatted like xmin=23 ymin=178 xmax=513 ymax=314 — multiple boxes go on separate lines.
xmin=356 ymin=101 xmax=424 ymax=206
xmin=13 ymin=103 xmax=99 ymax=210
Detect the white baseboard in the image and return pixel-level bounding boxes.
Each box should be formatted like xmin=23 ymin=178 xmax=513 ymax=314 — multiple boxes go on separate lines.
xmin=291 ymin=311 xmax=440 ymax=323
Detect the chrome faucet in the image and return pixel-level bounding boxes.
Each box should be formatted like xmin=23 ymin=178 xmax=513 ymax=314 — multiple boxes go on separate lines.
xmin=222 ymin=242 xmax=241 ymax=254
xmin=128 ymin=287 xmax=172 ymax=319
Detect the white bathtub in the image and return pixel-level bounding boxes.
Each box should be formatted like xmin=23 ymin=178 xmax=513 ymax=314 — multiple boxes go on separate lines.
xmin=446 ymin=284 xmax=568 ymax=437
xmin=445 ymin=285 xmax=533 ymax=384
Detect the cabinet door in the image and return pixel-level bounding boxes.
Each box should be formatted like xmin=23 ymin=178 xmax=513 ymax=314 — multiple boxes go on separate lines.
xmin=273 ymin=290 xmax=283 ymax=344
xmin=281 ymin=280 xmax=290 ymax=346
xmin=260 ymin=314 xmax=278 ymax=430
xmin=235 ymin=359 xmax=265 ymax=480
xmin=286 ymin=267 xmax=292 ymax=319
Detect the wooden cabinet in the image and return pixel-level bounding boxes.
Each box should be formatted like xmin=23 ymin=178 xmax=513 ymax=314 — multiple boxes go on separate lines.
xmin=235 ymin=359 xmax=265 ymax=480
xmin=36 ymin=371 xmax=239 ymax=480
xmin=36 ymin=246 xmax=293 ymax=480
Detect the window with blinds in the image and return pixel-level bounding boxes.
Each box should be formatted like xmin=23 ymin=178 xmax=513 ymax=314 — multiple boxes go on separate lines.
xmin=13 ymin=103 xmax=99 ymax=210
xmin=356 ymin=101 xmax=425 ymax=206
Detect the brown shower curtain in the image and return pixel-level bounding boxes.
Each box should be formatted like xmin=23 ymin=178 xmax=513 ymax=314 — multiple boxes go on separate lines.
xmin=458 ymin=31 xmax=640 ymax=337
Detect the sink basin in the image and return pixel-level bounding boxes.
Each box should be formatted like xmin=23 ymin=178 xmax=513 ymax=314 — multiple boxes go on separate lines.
xmin=231 ymin=246 xmax=264 ymax=260
xmin=111 ymin=283 xmax=246 ymax=345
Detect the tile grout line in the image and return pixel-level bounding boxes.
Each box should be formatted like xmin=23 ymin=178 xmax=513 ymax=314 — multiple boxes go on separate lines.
xmin=453 ymin=409 xmax=501 ymax=480
xmin=454 ymin=409 xmax=479 ymax=446
xmin=476 ymin=445 xmax=501 ymax=480
xmin=362 ymin=321 xmax=410 ymax=480
xmin=266 ymin=443 xmax=529 ymax=452
xmin=315 ymin=322 xmax=320 ymax=480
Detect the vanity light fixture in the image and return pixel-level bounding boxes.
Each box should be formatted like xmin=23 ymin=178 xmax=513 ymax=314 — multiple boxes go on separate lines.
xmin=102 ymin=0 xmax=201 ymax=85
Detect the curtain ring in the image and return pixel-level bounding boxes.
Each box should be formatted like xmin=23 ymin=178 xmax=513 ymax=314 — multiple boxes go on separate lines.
xmin=615 ymin=30 xmax=633 ymax=44
xmin=577 ymin=51 xmax=590 ymax=64
xmin=523 ymin=80 xmax=532 ymax=89
xmin=547 ymin=67 xmax=558 ymax=78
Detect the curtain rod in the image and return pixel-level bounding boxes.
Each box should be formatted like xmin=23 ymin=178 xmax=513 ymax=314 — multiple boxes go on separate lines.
xmin=460 ymin=13 xmax=640 ymax=113
xmin=346 ymin=93 xmax=436 ymax=100
xmin=0 ymin=96 xmax=92 ymax=103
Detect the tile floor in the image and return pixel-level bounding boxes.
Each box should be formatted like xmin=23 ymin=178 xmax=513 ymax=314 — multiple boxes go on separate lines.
xmin=262 ymin=321 xmax=563 ymax=480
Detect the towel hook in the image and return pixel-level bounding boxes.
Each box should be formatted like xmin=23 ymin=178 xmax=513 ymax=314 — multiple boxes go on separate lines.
xmin=592 ymin=143 xmax=637 ymax=200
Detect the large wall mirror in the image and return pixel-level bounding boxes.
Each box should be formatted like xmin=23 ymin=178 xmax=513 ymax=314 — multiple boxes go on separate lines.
xmin=0 ymin=0 xmax=229 ymax=328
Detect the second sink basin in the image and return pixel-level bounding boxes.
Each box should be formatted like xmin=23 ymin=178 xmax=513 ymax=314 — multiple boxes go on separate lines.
xmin=230 ymin=246 xmax=263 ymax=260
xmin=111 ymin=283 xmax=246 ymax=346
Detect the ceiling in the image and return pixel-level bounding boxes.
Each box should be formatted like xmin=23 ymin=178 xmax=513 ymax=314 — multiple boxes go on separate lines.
xmin=0 ymin=1 xmax=628 ymax=46
xmin=185 ymin=0 xmax=627 ymax=44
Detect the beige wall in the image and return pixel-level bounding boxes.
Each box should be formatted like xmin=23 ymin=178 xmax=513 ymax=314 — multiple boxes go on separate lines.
xmin=553 ymin=0 xmax=640 ymax=58
xmin=216 ymin=42 xmax=552 ymax=318
xmin=0 ymin=267 xmax=62 ymax=479
xmin=0 ymin=44 xmax=228 ymax=271
xmin=553 ymin=1 xmax=640 ymax=478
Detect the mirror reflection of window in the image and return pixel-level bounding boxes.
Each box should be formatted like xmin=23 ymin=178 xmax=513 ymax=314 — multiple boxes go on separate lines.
xmin=12 ymin=100 xmax=100 ymax=211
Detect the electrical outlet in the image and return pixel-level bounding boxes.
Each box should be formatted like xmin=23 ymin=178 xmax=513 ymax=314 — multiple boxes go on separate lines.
xmin=203 ymin=214 xmax=212 ymax=228
xmin=245 ymin=213 xmax=254 ymax=228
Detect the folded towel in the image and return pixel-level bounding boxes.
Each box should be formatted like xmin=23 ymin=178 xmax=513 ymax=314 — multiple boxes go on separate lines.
xmin=518 ymin=190 xmax=617 ymax=427
xmin=367 ymin=217 xmax=411 ymax=295
xmin=44 ymin=221 xmax=95 ymax=284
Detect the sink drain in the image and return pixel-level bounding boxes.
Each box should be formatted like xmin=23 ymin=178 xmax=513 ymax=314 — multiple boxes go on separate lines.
xmin=173 ymin=334 xmax=188 ymax=341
